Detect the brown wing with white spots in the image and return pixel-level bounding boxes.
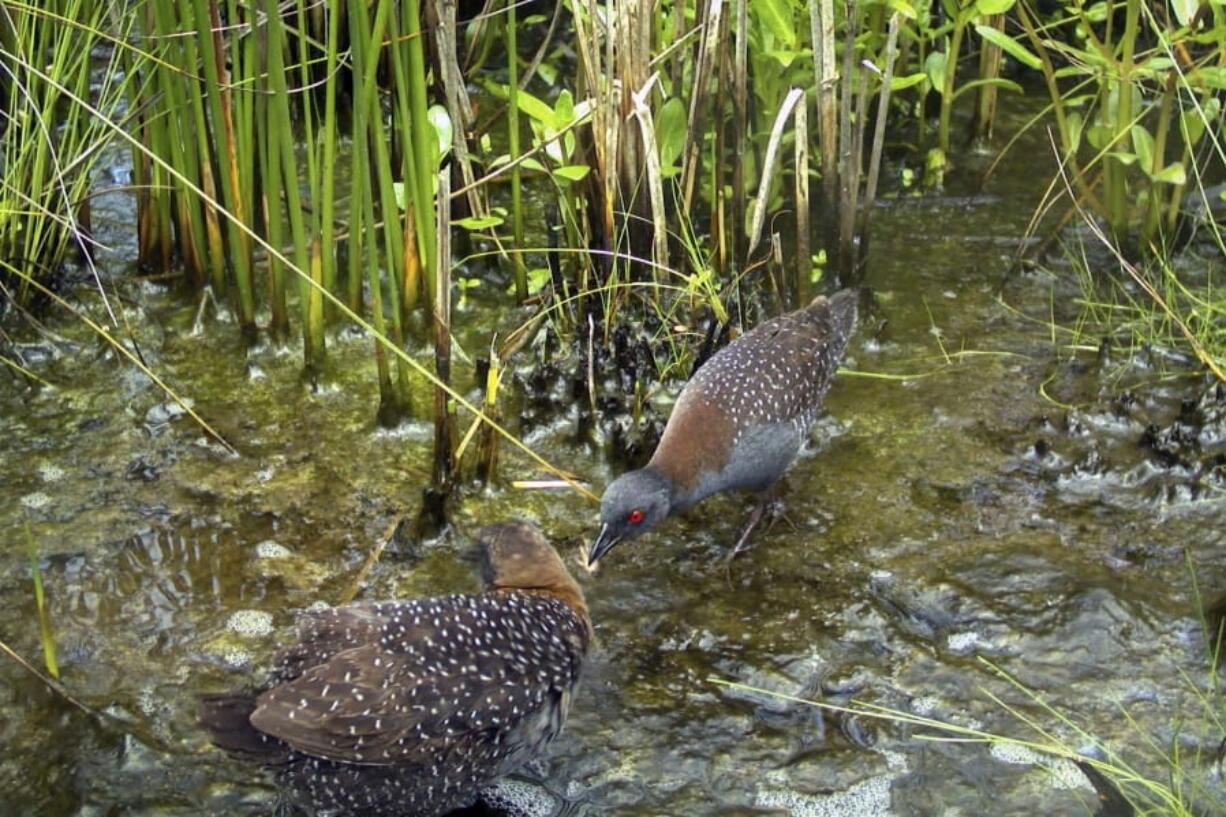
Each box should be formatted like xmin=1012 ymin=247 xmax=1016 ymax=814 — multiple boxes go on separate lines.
xmin=269 ymin=604 xmax=386 ymax=684
xmin=673 ymin=292 xmax=856 ymax=437
xmin=249 ymin=593 xmax=588 ymax=768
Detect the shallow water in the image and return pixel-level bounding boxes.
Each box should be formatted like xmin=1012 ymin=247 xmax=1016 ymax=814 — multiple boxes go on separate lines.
xmin=2 ymin=98 xmax=1225 ymax=816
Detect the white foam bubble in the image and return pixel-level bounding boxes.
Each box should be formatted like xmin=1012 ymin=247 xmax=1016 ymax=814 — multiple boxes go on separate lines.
xmin=219 ymin=648 xmax=253 ymax=669
xmin=255 ymin=540 xmax=292 ymax=559
xmin=227 ymin=609 xmax=274 ymax=637
xmin=479 ymin=778 xmax=556 ymax=817
xmin=945 ymin=631 xmax=980 ymax=653
xmin=37 ymin=464 xmax=65 ymax=482
xmin=989 ymin=742 xmax=1092 ymax=791
xmin=21 ymin=492 xmax=51 ymax=510
xmin=756 ymin=774 xmax=894 ymax=816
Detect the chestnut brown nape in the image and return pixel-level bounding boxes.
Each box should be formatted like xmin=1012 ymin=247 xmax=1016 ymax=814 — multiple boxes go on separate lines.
xmin=478 ymin=520 xmax=582 ymax=596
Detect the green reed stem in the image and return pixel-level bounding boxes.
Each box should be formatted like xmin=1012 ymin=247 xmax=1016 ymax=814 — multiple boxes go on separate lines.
xmin=319 ymin=0 xmax=342 ymax=306
xmin=25 ymin=522 xmax=59 ymax=680
xmin=404 ymin=0 xmax=437 ymax=306
xmin=506 ymin=0 xmax=526 ymax=301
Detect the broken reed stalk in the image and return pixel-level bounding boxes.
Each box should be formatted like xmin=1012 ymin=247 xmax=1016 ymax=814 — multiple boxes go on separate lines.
xmin=846 ymin=66 xmax=868 ymax=274
xmin=476 ymin=347 xmax=502 ymax=484
xmin=431 ymin=0 xmax=482 ymax=218
xmin=746 ymin=88 xmax=806 ymax=261
xmin=630 ymin=75 xmax=668 ymax=277
xmin=810 ymin=0 xmax=838 ymax=255
xmin=858 ymin=13 xmax=901 ymax=271
xmin=835 ymin=0 xmax=859 ymax=282
xmin=732 ymin=0 xmax=749 ymax=268
xmin=974 ymin=14 xmax=1004 ymax=144
xmin=794 ymin=100 xmax=811 ymax=307
xmin=567 ymin=0 xmax=612 ymax=256
xmin=433 ymin=167 xmax=455 ymax=490
xmin=506 ymin=0 xmax=527 ymax=301
xmin=680 ymin=0 xmax=724 ymax=214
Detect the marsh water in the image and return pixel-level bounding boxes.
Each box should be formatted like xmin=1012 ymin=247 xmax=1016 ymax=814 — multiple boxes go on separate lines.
xmin=3 ymin=98 xmax=1226 ymax=816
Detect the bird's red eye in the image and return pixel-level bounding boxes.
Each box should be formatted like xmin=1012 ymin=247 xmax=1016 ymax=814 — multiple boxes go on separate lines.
xmin=627 ymin=509 xmax=645 ymax=524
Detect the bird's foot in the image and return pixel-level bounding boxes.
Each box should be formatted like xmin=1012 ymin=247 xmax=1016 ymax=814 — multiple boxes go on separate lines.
xmin=724 ymin=492 xmax=788 ymax=586
xmin=763 ymin=498 xmax=796 ymax=533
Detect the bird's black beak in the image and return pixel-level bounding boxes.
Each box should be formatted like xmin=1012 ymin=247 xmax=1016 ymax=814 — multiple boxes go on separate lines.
xmin=587 ymin=524 xmax=621 ymax=568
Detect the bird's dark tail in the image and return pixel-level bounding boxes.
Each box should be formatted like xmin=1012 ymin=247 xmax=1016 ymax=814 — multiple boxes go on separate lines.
xmin=198 ymin=693 xmax=289 ymax=763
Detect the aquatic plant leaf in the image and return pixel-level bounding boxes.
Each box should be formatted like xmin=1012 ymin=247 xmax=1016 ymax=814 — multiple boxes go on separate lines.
xmin=554 ymin=90 xmax=575 ymax=126
xmin=951 ymin=77 xmax=1024 ymax=102
xmin=974 ymin=0 xmax=1016 ymax=14
xmin=753 ymin=0 xmax=798 ymax=50
xmin=1086 ymin=123 xmax=1112 ymax=150
xmin=887 ymin=0 xmax=919 ymax=20
xmin=890 ymin=72 xmax=928 ymax=91
xmin=1171 ymin=0 xmax=1200 ymax=27
xmin=1151 ymin=162 xmax=1186 ymax=185
xmin=925 ymin=51 xmax=947 ymax=96
xmin=454 ymin=214 xmax=505 ymax=230
xmin=428 ymin=105 xmax=453 ymax=169
xmin=974 ymin=24 xmax=1041 ymax=70
xmin=527 ymin=267 xmax=551 ymax=295
xmin=657 ymin=97 xmax=686 ymax=172
xmin=1067 ymin=111 xmax=1084 ymax=151
xmin=552 ymin=165 xmax=590 ymax=182
xmin=1180 ymin=97 xmax=1220 ymax=146
xmin=481 ymin=79 xmax=557 ymax=126
xmin=764 ymin=48 xmax=803 ymax=68
xmin=1130 ymin=124 xmax=1154 ymax=171
xmin=1191 ymin=66 xmax=1226 ymax=90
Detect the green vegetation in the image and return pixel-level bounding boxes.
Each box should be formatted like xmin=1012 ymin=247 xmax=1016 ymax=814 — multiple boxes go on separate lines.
xmin=0 ymin=0 xmax=1222 ymax=471
xmin=0 ymin=3 xmax=1222 ymax=812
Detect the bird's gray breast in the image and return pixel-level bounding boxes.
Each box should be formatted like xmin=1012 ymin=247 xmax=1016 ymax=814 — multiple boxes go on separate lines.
xmin=675 ymin=420 xmax=803 ymax=506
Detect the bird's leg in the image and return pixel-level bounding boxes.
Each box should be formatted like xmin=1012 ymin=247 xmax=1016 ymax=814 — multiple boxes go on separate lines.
xmin=729 ymin=483 xmax=783 ymax=559
xmin=730 ymin=502 xmax=769 ymax=558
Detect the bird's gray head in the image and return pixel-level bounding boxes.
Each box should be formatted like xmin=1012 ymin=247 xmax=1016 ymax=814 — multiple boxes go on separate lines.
xmin=588 ymin=468 xmax=673 ymax=566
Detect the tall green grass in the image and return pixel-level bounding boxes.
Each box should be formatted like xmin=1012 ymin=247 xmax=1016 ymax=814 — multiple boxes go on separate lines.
xmin=4 ymin=0 xmax=1224 ymax=459
xmin=0 ymin=0 xmax=135 ymax=310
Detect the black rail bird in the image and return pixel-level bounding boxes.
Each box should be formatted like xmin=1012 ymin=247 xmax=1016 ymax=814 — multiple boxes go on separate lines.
xmin=589 ymin=289 xmax=858 ymax=564
xmin=199 ymin=520 xmax=590 ymax=817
